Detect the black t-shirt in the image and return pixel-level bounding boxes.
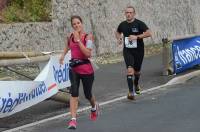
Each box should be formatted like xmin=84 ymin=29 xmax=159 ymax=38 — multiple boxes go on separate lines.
xmin=117 ymin=19 xmax=149 ymax=51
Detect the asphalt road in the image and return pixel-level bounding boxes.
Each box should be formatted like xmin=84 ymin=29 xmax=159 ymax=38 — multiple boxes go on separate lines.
xmin=14 ymin=75 xmax=200 ymax=132
xmin=0 ymin=54 xmax=179 ymax=131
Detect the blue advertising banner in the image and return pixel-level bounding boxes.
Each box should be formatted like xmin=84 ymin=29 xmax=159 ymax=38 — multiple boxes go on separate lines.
xmin=172 ymin=36 xmax=200 ymax=74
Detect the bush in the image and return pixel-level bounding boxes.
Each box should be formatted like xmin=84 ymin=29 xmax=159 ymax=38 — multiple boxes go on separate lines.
xmin=1 ymin=0 xmax=51 ymax=23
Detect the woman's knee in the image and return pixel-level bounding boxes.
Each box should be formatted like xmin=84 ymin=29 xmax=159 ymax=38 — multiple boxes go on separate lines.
xmin=71 ymin=92 xmax=79 ymax=97
xmin=71 ymin=86 xmax=79 ymax=97
xmin=84 ymin=92 xmax=92 ymax=100
xmin=85 ymin=95 xmax=92 ymax=100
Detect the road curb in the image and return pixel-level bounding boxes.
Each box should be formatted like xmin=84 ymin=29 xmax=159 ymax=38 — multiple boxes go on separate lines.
xmin=165 ymin=70 xmax=200 ymax=86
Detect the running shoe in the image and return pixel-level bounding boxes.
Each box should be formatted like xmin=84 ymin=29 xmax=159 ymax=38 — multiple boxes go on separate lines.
xmin=135 ymin=85 xmax=141 ymax=95
xmin=68 ymin=119 xmax=77 ymax=129
xmin=90 ymin=103 xmax=100 ymax=121
xmin=127 ymin=92 xmax=135 ymax=100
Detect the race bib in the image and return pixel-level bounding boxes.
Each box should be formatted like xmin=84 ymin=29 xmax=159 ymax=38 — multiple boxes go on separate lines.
xmin=125 ymin=37 xmax=137 ymax=48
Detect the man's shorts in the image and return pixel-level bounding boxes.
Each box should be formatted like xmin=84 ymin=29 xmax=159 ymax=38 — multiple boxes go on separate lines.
xmin=123 ymin=48 xmax=144 ymax=72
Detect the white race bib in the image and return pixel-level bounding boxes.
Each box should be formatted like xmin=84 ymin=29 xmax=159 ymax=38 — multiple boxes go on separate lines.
xmin=125 ymin=37 xmax=137 ymax=48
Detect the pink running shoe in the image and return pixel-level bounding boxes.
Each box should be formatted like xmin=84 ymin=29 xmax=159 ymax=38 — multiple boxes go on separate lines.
xmin=68 ymin=119 xmax=77 ymax=129
xmin=90 ymin=103 xmax=100 ymax=121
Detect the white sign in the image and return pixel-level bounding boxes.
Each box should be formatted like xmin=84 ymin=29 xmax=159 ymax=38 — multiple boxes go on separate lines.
xmin=0 ymin=54 xmax=71 ymax=118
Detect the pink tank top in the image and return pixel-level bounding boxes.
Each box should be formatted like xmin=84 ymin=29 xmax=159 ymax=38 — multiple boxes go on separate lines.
xmin=68 ymin=33 xmax=94 ymax=74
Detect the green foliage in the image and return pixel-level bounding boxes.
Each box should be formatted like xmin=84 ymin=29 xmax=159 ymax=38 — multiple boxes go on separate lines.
xmin=1 ymin=0 xmax=51 ymax=23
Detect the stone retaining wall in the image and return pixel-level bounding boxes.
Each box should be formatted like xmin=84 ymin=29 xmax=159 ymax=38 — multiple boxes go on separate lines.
xmin=0 ymin=0 xmax=200 ymax=55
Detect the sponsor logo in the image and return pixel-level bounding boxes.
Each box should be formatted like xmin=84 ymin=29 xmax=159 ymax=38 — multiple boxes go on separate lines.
xmin=53 ymin=64 xmax=70 ymax=84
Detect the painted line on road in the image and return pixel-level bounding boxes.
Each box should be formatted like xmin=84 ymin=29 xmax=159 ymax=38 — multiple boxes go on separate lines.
xmin=4 ymin=69 xmax=200 ymax=132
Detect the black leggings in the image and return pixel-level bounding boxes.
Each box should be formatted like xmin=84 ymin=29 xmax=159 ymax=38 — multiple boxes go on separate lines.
xmin=69 ymin=70 xmax=94 ymax=100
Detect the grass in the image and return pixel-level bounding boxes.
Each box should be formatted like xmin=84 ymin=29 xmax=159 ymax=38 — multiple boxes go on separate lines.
xmin=0 ymin=0 xmax=52 ymax=23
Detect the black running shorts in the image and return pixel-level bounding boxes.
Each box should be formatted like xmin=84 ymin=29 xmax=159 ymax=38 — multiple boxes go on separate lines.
xmin=123 ymin=48 xmax=144 ymax=72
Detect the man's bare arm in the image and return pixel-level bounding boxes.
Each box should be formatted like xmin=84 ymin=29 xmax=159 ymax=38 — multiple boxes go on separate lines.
xmin=115 ymin=31 xmax=123 ymax=45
